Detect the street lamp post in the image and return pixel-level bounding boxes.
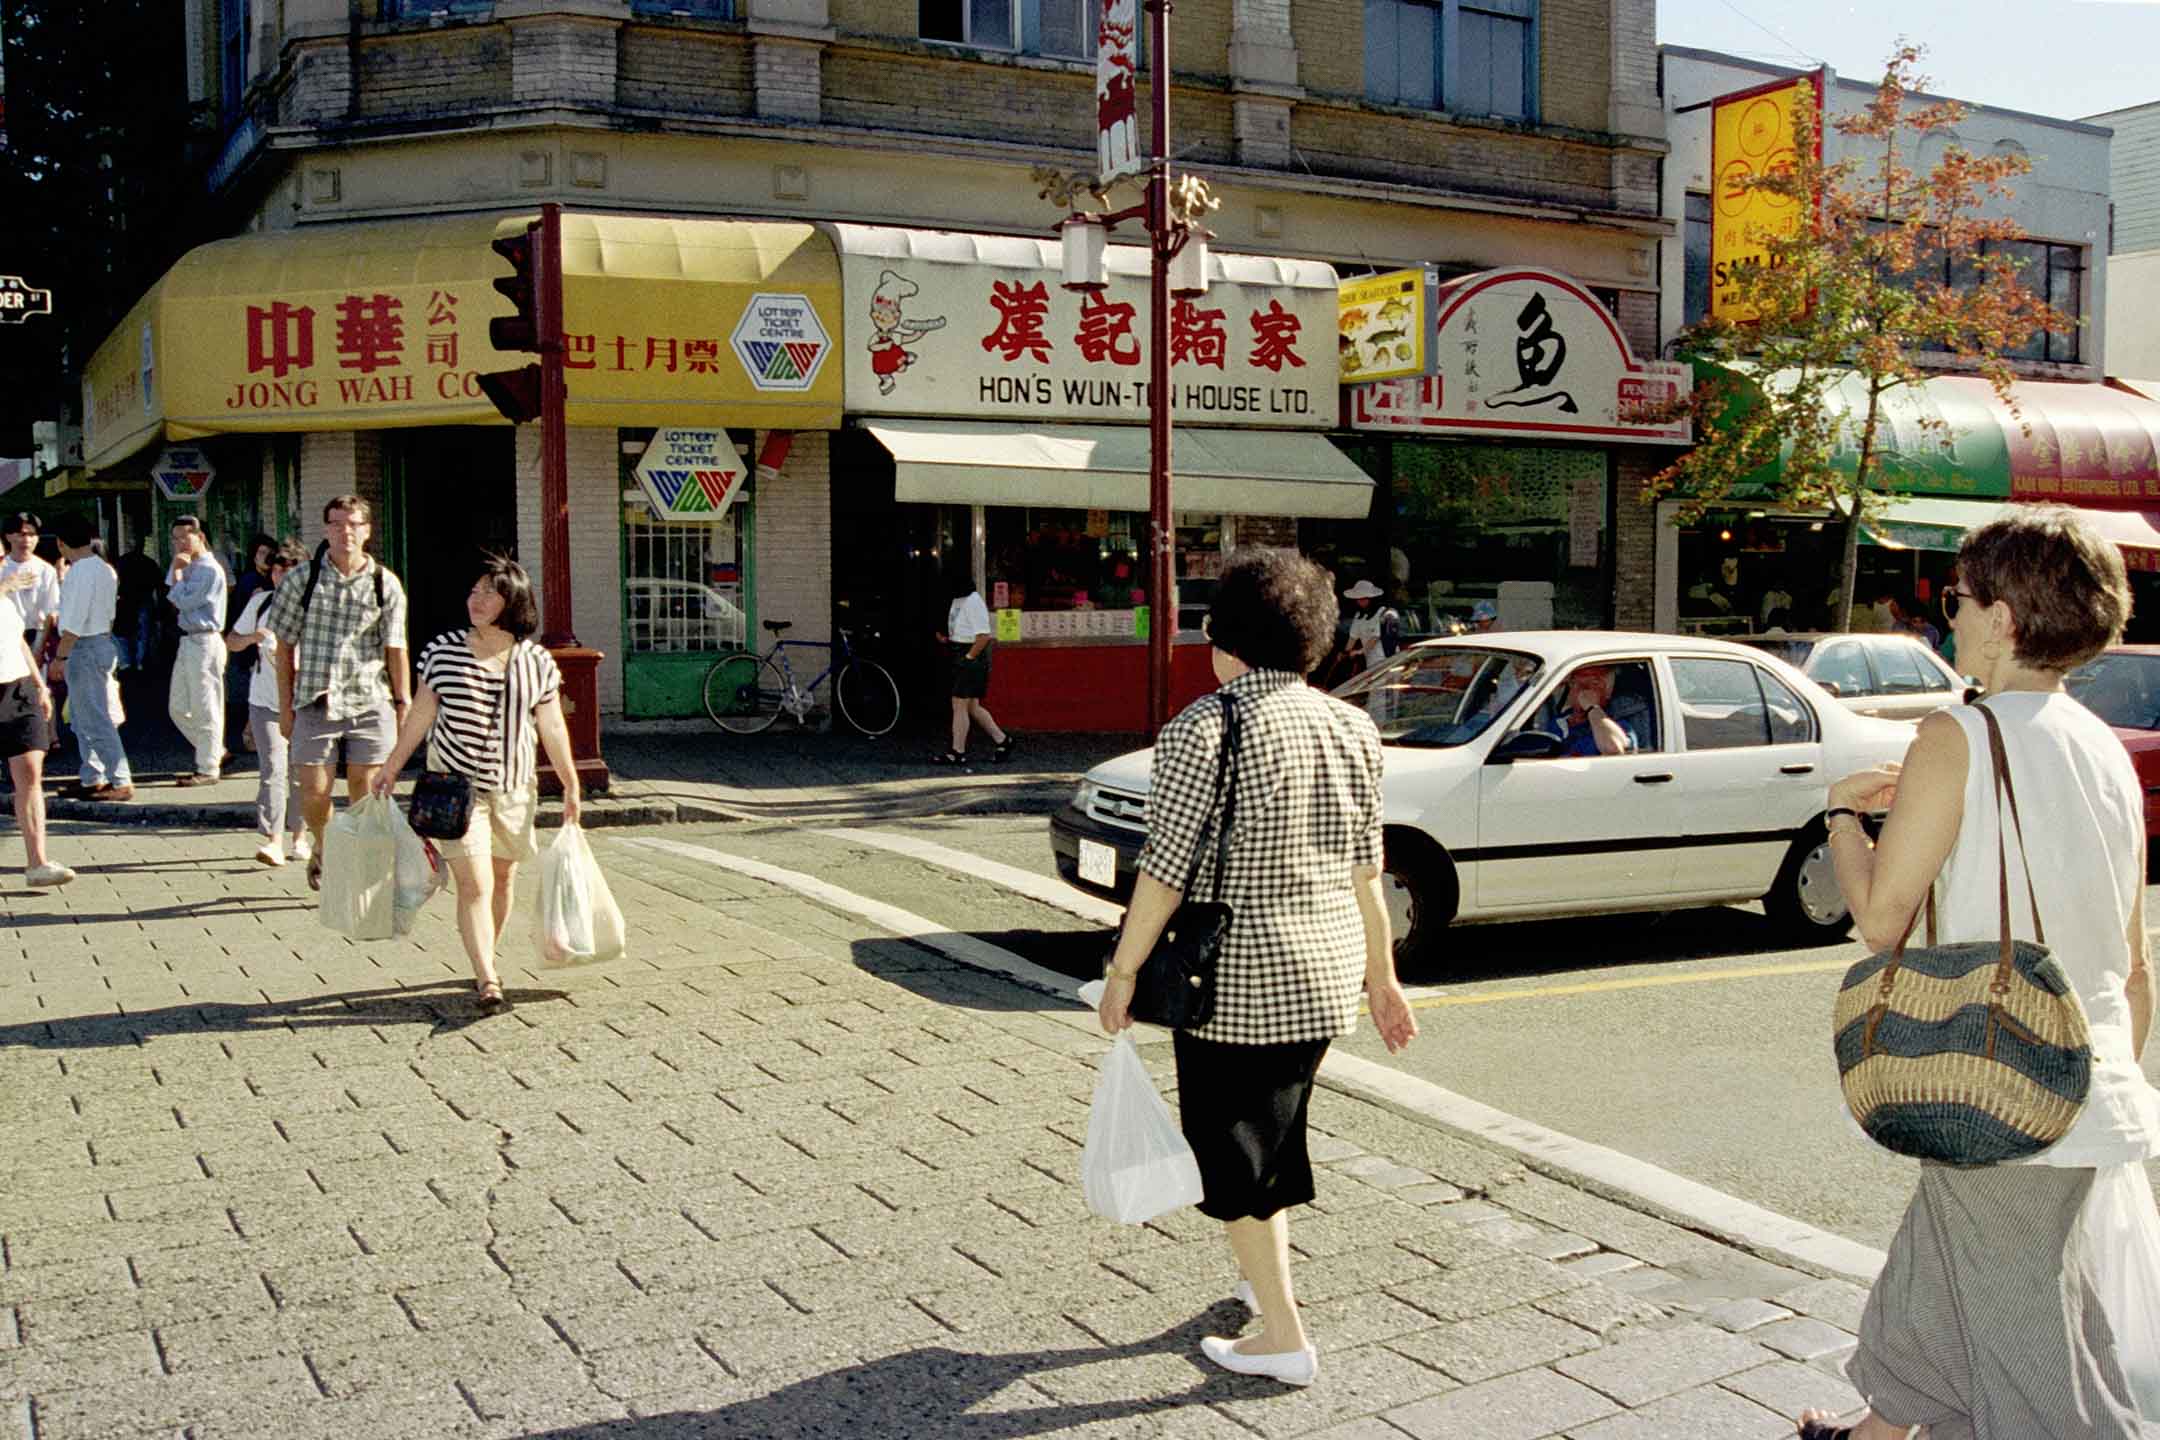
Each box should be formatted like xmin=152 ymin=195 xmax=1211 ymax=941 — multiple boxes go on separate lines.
xmin=1039 ymin=0 xmax=1213 ymax=739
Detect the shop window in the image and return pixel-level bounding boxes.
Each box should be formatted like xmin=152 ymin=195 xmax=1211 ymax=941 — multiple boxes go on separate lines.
xmin=1898 ymin=235 xmax=2084 ymax=365
xmin=983 ymin=506 xmax=1222 ymax=637
xmin=220 ymin=0 xmax=250 ymax=129
xmin=624 ymin=511 xmax=747 ymax=654
xmin=1671 ymin=656 xmax=1811 ymax=750
xmin=1683 ymin=193 xmax=1712 ymax=327
xmin=1364 ymin=0 xmax=1534 ymax=120
xmin=1378 ymin=444 xmax=1607 ymax=635
xmin=381 ymin=0 xmax=491 ymax=17
xmin=1811 ymin=641 xmax=1876 ymax=699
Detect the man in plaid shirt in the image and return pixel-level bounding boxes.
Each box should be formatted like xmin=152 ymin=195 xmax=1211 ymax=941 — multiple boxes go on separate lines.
xmin=267 ymin=494 xmax=411 ymax=890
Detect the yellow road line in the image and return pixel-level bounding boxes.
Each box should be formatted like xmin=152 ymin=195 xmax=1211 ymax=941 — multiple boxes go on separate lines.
xmin=1402 ymin=956 xmax=1856 ymax=1009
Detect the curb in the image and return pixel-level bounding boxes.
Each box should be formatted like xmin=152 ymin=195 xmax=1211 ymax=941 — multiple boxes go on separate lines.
xmin=37 ymin=782 xmax=1075 ymax=831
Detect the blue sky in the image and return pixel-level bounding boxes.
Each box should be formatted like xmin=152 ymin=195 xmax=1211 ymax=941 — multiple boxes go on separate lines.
xmin=1657 ymin=0 xmax=2160 ymax=120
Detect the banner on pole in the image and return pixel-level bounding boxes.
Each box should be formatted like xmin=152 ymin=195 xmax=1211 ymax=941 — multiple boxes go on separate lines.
xmin=1096 ymin=0 xmax=1141 ymax=187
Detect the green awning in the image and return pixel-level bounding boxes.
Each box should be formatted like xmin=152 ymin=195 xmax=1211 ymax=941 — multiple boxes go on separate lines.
xmin=1692 ymin=365 xmax=2160 ymax=507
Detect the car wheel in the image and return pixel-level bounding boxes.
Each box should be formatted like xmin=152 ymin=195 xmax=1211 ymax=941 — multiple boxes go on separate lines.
xmin=1382 ymin=830 xmax=1456 ymax=968
xmin=1763 ymin=821 xmax=1855 ymax=941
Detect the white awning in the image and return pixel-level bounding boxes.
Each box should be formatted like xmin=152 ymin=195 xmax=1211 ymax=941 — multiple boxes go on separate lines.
xmin=859 ymin=420 xmax=1376 ymax=519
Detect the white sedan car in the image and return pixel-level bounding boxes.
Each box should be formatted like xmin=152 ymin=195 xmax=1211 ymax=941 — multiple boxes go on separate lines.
xmin=1049 ymin=632 xmax=1919 ymax=960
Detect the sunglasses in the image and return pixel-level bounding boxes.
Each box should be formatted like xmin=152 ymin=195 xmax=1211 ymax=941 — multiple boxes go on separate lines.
xmin=1941 ymin=585 xmax=1975 ymax=620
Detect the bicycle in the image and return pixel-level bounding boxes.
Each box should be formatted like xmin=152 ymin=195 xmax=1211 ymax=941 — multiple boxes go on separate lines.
xmin=703 ymin=621 xmax=903 ymax=738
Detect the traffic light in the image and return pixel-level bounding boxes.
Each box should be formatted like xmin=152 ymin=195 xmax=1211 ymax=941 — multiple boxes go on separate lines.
xmin=489 ymin=229 xmax=538 ymax=352
xmin=480 ymin=221 xmax=544 ymax=422
xmin=476 ymin=365 xmax=542 ymax=425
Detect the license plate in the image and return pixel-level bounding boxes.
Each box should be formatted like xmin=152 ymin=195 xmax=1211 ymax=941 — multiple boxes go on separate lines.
xmin=1079 ymin=839 xmax=1117 ymax=888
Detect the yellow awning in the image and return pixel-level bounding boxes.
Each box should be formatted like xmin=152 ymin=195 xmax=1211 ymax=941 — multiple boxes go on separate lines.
xmin=861 ymin=420 xmax=1377 ymax=519
xmin=81 ymin=214 xmax=842 ymax=471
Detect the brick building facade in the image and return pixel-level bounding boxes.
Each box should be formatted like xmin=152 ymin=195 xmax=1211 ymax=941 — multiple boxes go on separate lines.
xmin=80 ymin=0 xmax=1672 ymax=729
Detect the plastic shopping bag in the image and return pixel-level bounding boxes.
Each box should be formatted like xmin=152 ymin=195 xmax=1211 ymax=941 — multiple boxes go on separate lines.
xmin=2077 ymin=1162 xmax=2160 ymax=1418
xmin=320 ymin=794 xmax=398 ymax=941
xmin=1080 ymin=1031 xmax=1205 ymax=1225
xmin=535 ymin=823 xmax=626 ymax=967
xmin=389 ymin=804 xmax=446 ymax=937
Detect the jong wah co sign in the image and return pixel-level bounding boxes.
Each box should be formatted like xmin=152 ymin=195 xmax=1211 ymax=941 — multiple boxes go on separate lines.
xmin=632 ymin=428 xmax=747 ymax=519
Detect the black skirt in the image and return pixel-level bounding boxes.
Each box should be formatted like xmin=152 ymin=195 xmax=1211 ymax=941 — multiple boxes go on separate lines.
xmin=950 ymin=642 xmax=992 ymax=699
xmin=1173 ymin=1030 xmax=1331 ymax=1222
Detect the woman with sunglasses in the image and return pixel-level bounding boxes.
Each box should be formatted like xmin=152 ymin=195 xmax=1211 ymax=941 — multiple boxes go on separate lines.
xmin=1800 ymin=509 xmax=2160 ymax=1439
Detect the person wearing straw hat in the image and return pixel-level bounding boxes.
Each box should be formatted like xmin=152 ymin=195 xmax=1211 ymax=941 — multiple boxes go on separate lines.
xmin=1804 ymin=507 xmax=2160 ymax=1440
xmin=1341 ymin=579 xmax=1400 ymax=675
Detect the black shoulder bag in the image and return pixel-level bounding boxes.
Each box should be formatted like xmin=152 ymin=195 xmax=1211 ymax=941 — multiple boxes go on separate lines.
xmin=407 ymin=643 xmax=517 ymax=841
xmin=1127 ymin=693 xmax=1241 ymax=1030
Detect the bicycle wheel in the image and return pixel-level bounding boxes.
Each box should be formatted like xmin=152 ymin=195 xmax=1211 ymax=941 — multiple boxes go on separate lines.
xmin=704 ymin=653 xmax=786 ymax=734
xmin=834 ymin=660 xmax=902 ymax=738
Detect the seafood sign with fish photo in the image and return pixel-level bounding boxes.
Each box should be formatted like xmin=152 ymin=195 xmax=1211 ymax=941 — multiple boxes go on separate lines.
xmin=1336 ymin=268 xmax=1437 ymax=382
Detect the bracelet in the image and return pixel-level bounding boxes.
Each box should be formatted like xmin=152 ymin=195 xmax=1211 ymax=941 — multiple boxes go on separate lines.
xmin=1825 ymin=807 xmax=1859 ymax=823
xmin=1102 ymin=961 xmax=1139 ymax=982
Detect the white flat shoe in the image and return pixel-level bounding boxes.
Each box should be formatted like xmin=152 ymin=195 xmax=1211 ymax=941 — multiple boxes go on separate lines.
xmin=1233 ymin=1280 xmax=1256 ymax=1310
xmin=1200 ymin=1335 xmax=1317 ymax=1386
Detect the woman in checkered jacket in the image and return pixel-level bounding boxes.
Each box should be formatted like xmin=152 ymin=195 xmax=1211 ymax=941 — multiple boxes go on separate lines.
xmin=1098 ymin=548 xmax=1420 ymax=1388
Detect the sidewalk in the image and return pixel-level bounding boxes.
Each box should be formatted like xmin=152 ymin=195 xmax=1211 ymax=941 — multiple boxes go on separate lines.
xmin=29 ymin=712 xmax=1133 ymax=829
xmin=0 ymin=822 xmax=1875 ymax=1439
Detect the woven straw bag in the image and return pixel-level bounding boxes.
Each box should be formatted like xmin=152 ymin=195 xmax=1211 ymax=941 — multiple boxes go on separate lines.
xmin=1832 ymin=702 xmax=2093 ymax=1167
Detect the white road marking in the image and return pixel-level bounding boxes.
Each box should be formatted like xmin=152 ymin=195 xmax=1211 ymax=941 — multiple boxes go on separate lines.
xmin=817 ymin=826 xmax=1127 ymax=927
xmin=626 ymin=828 xmax=1889 ymax=1284
xmin=622 ymin=835 xmax=1087 ymax=1001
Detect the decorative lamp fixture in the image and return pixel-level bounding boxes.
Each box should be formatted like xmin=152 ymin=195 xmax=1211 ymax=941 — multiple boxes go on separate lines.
xmin=1167 ymin=234 xmax=1210 ymax=298
xmin=1060 ymin=216 xmax=1109 ymax=293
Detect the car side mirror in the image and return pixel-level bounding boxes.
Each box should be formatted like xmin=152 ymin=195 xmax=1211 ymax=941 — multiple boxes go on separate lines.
xmin=1489 ymin=730 xmax=1563 ymax=763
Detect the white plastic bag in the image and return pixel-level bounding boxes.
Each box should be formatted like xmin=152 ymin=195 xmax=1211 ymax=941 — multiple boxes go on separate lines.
xmin=2077 ymin=1162 xmax=2160 ymax=1419
xmin=536 ymin=823 xmax=626 ymax=967
xmin=320 ymin=794 xmax=398 ymax=941
xmin=389 ymin=805 xmax=445 ymax=937
xmin=1080 ymin=1032 xmax=1205 ymax=1225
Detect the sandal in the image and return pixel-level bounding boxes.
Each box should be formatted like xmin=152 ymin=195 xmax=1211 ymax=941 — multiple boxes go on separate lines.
xmin=477 ymin=981 xmax=510 ymax=1014
xmin=1797 ymin=1422 xmax=1854 ymax=1439
xmin=992 ymin=736 xmax=1016 ymax=761
xmin=931 ymin=750 xmax=969 ymax=766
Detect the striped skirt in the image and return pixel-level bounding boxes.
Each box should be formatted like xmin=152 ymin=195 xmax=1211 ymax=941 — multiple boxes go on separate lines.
xmin=1850 ymin=1163 xmax=2155 ymax=1439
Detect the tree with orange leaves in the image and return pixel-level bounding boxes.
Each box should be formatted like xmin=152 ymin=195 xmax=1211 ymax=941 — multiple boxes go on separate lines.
xmin=1651 ymin=45 xmax=2070 ymax=630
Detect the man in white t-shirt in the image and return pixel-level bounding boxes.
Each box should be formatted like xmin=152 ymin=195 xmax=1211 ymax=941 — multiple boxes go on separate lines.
xmin=934 ymin=575 xmax=1013 ymax=765
xmin=227 ymin=543 xmax=308 ymax=867
xmin=0 ymin=512 xmax=62 ymax=653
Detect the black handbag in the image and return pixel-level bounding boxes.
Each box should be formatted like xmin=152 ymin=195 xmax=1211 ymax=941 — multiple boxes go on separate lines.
xmin=1127 ymin=693 xmax=1241 ymax=1030
xmin=405 ymin=643 xmax=516 ymax=842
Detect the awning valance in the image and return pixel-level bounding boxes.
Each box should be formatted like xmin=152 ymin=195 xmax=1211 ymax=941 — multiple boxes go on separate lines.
xmin=1697 ymin=366 xmax=2160 ymax=509
xmin=1853 ymin=496 xmax=2160 ymax=572
xmin=82 ymin=214 xmax=842 ymax=471
xmin=859 ymin=420 xmax=1376 ymax=519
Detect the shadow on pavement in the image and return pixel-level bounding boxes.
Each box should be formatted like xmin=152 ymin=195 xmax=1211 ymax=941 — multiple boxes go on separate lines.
xmin=0 ymin=980 xmax=574 ymax=1047
xmin=525 ymin=1310 xmax=1266 ymax=1439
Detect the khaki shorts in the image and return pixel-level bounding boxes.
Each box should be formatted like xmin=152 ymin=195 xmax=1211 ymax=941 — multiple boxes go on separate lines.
xmin=291 ymin=699 xmax=396 ymax=770
xmin=432 ymin=787 xmax=540 ymax=866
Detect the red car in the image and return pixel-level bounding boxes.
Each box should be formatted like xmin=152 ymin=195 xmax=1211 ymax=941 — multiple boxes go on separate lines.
xmin=2066 ymin=645 xmax=2160 ymax=848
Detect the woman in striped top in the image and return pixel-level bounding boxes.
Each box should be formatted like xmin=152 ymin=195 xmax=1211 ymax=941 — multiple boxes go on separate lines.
xmin=374 ymin=557 xmax=580 ymax=1011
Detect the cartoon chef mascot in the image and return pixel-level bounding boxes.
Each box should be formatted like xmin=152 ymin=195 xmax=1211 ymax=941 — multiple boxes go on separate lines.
xmin=867 ymin=270 xmax=946 ymax=395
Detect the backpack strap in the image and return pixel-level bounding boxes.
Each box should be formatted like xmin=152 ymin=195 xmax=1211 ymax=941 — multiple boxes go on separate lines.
xmin=297 ymin=541 xmax=387 ymax=616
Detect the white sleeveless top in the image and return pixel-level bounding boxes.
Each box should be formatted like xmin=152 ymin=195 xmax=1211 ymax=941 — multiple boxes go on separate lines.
xmin=1936 ymin=693 xmax=2160 ymax=1167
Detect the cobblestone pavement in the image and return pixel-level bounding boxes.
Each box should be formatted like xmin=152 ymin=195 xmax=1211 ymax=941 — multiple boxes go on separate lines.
xmin=0 ymin=821 xmax=1877 ymax=1438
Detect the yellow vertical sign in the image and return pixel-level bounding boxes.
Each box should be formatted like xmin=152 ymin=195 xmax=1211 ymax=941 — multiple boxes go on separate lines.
xmin=1709 ymin=75 xmax=1819 ymax=323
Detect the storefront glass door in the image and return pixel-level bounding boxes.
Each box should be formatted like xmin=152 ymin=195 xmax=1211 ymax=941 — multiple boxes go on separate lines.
xmin=619 ymin=432 xmax=754 ymax=719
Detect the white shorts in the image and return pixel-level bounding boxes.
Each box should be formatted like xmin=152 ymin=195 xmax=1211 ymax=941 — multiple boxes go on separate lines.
xmin=433 ymin=787 xmax=540 ymax=866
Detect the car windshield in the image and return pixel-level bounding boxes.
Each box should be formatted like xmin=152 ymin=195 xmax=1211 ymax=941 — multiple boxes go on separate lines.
xmin=1335 ymin=646 xmax=1544 ymax=747
xmin=2068 ymin=653 xmax=2160 ymax=730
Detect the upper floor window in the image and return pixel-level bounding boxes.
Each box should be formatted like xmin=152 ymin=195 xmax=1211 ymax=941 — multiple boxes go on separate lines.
xmin=1683 ymin=192 xmax=1712 ymax=327
xmin=220 ymin=0 xmax=250 ymax=127
xmin=629 ymin=0 xmax=737 ymax=16
xmin=381 ymin=0 xmax=492 ymax=18
xmin=1906 ymin=237 xmax=2085 ymax=366
xmin=1364 ymin=0 xmax=1535 ymax=122
xmin=921 ymin=0 xmax=1110 ymax=60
